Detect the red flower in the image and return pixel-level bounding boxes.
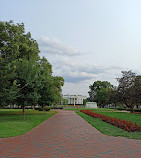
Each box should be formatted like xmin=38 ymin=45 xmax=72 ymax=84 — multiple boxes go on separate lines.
xmin=81 ymin=110 xmax=140 ymax=132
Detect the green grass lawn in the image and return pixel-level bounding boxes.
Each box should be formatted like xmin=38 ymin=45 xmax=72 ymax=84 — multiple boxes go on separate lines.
xmin=63 ymin=107 xmax=119 ymax=112
xmin=77 ymin=110 xmax=141 ymax=140
xmin=0 ymin=109 xmax=57 ymax=138
xmin=91 ymin=110 xmax=141 ymax=125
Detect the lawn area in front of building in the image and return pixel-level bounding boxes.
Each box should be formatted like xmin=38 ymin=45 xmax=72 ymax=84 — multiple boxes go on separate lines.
xmin=0 ymin=109 xmax=57 ymax=138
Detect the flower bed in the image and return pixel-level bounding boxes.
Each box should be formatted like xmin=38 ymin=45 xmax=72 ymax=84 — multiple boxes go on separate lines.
xmin=80 ymin=110 xmax=141 ymax=132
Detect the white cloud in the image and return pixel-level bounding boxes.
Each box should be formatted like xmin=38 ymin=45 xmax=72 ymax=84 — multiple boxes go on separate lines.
xmin=38 ymin=36 xmax=123 ymax=96
xmin=52 ymin=57 xmax=122 ymax=84
xmin=38 ymin=36 xmax=80 ymax=56
xmin=62 ymin=67 xmax=122 ymax=97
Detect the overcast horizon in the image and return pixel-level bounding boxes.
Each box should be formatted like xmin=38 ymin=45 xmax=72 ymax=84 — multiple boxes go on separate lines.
xmin=1 ymin=0 xmax=141 ymax=96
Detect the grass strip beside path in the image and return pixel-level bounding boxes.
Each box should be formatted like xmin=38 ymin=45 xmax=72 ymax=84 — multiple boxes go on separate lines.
xmin=0 ymin=109 xmax=57 ymax=138
xmin=77 ymin=111 xmax=141 ymax=140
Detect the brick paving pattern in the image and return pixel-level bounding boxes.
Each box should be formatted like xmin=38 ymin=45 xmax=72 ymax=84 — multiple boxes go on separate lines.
xmin=0 ymin=110 xmax=141 ymax=158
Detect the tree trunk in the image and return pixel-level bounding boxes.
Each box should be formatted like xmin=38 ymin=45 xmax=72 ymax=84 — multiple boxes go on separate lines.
xmin=22 ymin=106 xmax=25 ymax=120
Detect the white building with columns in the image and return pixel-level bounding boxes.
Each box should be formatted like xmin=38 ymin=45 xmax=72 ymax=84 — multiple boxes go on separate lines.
xmin=63 ymin=94 xmax=87 ymax=106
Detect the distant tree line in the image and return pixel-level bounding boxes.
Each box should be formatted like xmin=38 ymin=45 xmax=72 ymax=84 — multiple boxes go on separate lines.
xmin=0 ymin=21 xmax=64 ymax=118
xmin=88 ymin=71 xmax=141 ymax=112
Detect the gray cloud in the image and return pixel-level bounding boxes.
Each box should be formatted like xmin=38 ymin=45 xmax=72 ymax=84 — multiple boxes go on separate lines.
xmin=38 ymin=36 xmax=80 ymax=56
xmin=52 ymin=58 xmax=122 ymax=83
xmin=38 ymin=36 xmax=122 ymax=85
xmin=61 ymin=70 xmax=97 ymax=83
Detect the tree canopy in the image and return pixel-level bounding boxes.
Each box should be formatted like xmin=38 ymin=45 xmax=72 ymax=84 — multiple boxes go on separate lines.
xmin=88 ymin=81 xmax=114 ymax=107
xmin=115 ymin=70 xmax=141 ymax=112
xmin=0 ymin=21 xmax=64 ymax=119
xmin=88 ymin=71 xmax=141 ymax=112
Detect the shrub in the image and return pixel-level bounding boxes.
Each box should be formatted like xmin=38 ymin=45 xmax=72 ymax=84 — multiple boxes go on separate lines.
xmin=38 ymin=107 xmax=50 ymax=111
xmin=44 ymin=107 xmax=50 ymax=111
xmin=51 ymin=107 xmax=63 ymax=109
xmin=34 ymin=107 xmax=40 ymax=110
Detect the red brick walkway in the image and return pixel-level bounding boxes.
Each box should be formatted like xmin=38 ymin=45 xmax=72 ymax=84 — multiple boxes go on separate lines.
xmin=0 ymin=110 xmax=141 ymax=158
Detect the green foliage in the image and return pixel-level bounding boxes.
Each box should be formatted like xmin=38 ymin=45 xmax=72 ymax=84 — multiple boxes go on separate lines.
xmin=88 ymin=81 xmax=114 ymax=107
xmin=0 ymin=55 xmax=18 ymax=106
xmin=38 ymin=107 xmax=50 ymax=111
xmin=77 ymin=111 xmax=141 ymax=139
xmin=0 ymin=20 xmax=64 ymax=117
xmin=88 ymin=71 xmax=141 ymax=112
xmin=0 ymin=20 xmax=40 ymax=62
xmin=62 ymin=98 xmax=68 ymax=105
xmin=0 ymin=109 xmax=56 ymax=137
xmin=115 ymin=71 xmax=141 ymax=112
xmin=91 ymin=111 xmax=141 ymax=125
xmin=83 ymin=99 xmax=88 ymax=105
xmin=37 ymin=57 xmax=64 ymax=106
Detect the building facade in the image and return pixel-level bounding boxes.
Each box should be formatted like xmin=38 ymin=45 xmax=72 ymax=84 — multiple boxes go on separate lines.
xmin=63 ymin=95 xmax=87 ymax=106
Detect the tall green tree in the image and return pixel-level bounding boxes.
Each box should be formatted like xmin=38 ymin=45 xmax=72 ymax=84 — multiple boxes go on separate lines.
xmin=88 ymin=81 xmax=114 ymax=107
xmin=0 ymin=20 xmax=64 ymax=119
xmin=116 ymin=71 xmax=136 ymax=112
xmin=37 ymin=57 xmax=64 ymax=106
xmin=116 ymin=71 xmax=141 ymax=112
xmin=52 ymin=76 xmax=64 ymax=104
xmin=0 ymin=21 xmax=40 ymax=107
xmin=37 ymin=57 xmax=54 ymax=107
xmin=9 ymin=59 xmax=41 ymax=119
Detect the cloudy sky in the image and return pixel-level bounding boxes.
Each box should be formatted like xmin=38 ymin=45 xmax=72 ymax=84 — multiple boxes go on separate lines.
xmin=1 ymin=0 xmax=141 ymax=96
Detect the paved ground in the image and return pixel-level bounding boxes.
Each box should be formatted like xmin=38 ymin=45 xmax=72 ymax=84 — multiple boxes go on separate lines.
xmin=0 ymin=110 xmax=141 ymax=158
